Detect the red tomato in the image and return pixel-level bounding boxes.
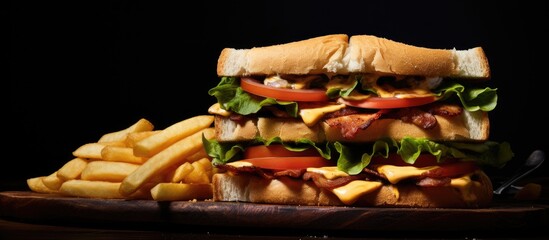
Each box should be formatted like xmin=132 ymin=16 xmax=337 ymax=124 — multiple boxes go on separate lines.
xmin=244 ymin=145 xmax=319 ymax=159
xmin=240 ymin=77 xmax=329 ymax=102
xmin=337 ymin=96 xmax=436 ymax=109
xmin=241 ymin=156 xmax=333 ymax=170
xmin=241 ymin=145 xmax=331 ymax=170
xmin=421 ymin=162 xmax=479 ymax=178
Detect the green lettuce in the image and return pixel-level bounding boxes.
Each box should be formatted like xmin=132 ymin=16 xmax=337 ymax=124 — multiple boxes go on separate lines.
xmin=203 ymin=135 xmax=514 ymax=174
xmin=203 ymin=135 xmax=332 ymax=166
xmin=208 ymin=77 xmax=499 ymax=115
xmin=434 ymin=81 xmax=498 ymax=111
xmin=208 ymin=77 xmax=298 ymax=117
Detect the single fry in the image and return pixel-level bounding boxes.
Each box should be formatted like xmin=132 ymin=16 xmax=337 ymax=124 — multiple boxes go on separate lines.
xmin=186 ymin=148 xmax=209 ymax=163
xmin=133 ymin=115 xmax=214 ymax=157
xmin=120 ymin=128 xmax=215 ymax=196
xmin=73 ymin=142 xmax=125 ymax=159
xmin=42 ymin=171 xmax=64 ymax=190
xmin=57 ymin=158 xmax=88 ymax=181
xmin=170 ymin=162 xmax=194 ymax=183
xmin=27 ymin=176 xmax=58 ymax=193
xmin=101 ymin=146 xmax=148 ymax=164
xmin=150 ymin=183 xmax=212 ymax=201
xmin=59 ymin=180 xmax=124 ymax=199
xmin=184 ymin=158 xmax=212 ymax=184
xmin=59 ymin=180 xmax=150 ymax=199
xmin=125 ymin=130 xmax=160 ymax=147
xmin=98 ymin=118 xmax=154 ymax=143
xmin=81 ymin=161 xmax=140 ymax=182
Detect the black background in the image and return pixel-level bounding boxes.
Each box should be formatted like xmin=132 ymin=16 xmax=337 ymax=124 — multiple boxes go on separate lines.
xmin=8 ymin=0 xmax=549 ymax=189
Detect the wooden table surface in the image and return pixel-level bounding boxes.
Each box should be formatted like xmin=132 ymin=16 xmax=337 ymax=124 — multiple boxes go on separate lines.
xmin=2 ymin=190 xmax=549 ymax=240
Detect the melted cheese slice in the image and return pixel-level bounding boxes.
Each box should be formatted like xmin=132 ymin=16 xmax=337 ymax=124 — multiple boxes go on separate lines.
xmin=332 ymin=180 xmax=382 ymax=205
xmin=306 ymin=166 xmax=349 ymax=179
xmin=226 ymin=161 xmax=253 ymax=168
xmin=306 ymin=166 xmax=382 ymax=205
xmin=450 ymin=173 xmax=479 ymax=203
xmin=299 ymin=103 xmax=345 ymax=126
xmin=208 ymin=103 xmax=231 ymax=117
xmin=376 ymin=165 xmax=438 ymax=184
xmin=363 ymin=75 xmax=441 ymax=99
xmin=371 ymin=81 xmax=433 ymax=98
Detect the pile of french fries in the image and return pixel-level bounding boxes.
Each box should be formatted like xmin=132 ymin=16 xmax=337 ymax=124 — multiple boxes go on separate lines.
xmin=26 ymin=115 xmax=217 ymax=201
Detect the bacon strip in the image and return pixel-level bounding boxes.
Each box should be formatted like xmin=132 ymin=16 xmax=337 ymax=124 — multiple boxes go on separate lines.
xmin=274 ymin=169 xmax=306 ymax=178
xmin=324 ymin=109 xmax=388 ymax=139
xmin=397 ymin=108 xmax=438 ymax=129
xmin=427 ymin=103 xmax=462 ymax=116
xmin=302 ymin=172 xmax=367 ymax=189
xmin=216 ymin=165 xmax=275 ymax=179
xmin=416 ymin=177 xmax=451 ymax=187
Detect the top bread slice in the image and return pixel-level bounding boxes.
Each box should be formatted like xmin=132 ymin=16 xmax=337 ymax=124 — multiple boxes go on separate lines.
xmin=217 ymin=34 xmax=349 ymax=76
xmin=217 ymin=34 xmax=490 ymax=79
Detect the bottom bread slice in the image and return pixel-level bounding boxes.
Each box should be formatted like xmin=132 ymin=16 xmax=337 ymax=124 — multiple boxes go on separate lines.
xmin=212 ymin=172 xmax=493 ymax=208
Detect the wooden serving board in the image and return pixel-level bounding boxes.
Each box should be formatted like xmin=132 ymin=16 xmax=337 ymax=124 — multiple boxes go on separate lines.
xmin=1 ymin=191 xmax=548 ymax=232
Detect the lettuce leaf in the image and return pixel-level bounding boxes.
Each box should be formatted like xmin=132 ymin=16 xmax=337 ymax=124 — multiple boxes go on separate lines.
xmin=334 ymin=137 xmax=514 ymax=174
xmin=203 ymin=134 xmax=514 ymax=174
xmin=208 ymin=77 xmax=298 ymax=117
xmin=209 ymin=77 xmax=499 ymax=116
xmin=434 ymin=81 xmax=498 ymax=111
xmin=203 ymin=136 xmax=332 ymax=166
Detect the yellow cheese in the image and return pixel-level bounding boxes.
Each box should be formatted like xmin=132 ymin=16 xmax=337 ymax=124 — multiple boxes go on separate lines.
xmin=299 ymin=103 xmax=345 ymax=126
xmin=306 ymin=166 xmax=349 ymax=180
xmin=304 ymin=164 xmax=481 ymax=205
xmin=331 ymin=180 xmax=382 ymax=205
xmin=450 ymin=173 xmax=480 ymax=203
xmin=376 ymin=165 xmax=438 ymax=184
xmin=324 ymin=75 xmax=357 ymax=90
xmin=306 ymin=166 xmax=383 ymax=205
xmin=226 ymin=161 xmax=253 ymax=168
xmin=372 ymin=82 xmax=433 ymax=98
xmin=389 ymin=185 xmax=399 ymax=200
xmin=208 ymin=103 xmax=231 ymax=117
xmin=361 ymin=75 xmax=440 ymax=99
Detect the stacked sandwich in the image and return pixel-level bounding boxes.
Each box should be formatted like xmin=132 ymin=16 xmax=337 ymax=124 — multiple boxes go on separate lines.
xmin=204 ymin=34 xmax=513 ymax=208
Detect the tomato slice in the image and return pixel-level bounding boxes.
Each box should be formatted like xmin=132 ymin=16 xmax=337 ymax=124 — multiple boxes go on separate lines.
xmin=241 ymin=156 xmax=333 ymax=170
xmin=240 ymin=77 xmax=329 ymax=102
xmin=337 ymin=96 xmax=436 ymax=109
xmin=244 ymin=145 xmax=319 ymax=159
xmin=421 ymin=161 xmax=479 ymax=178
xmin=241 ymin=145 xmax=330 ymax=170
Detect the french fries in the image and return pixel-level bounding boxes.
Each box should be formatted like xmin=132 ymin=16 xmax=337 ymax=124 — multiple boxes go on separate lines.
xmin=81 ymin=161 xmax=140 ymax=182
xmin=97 ymin=118 xmax=154 ymax=143
xmin=120 ymin=127 xmax=215 ymax=196
xmin=169 ymin=162 xmax=194 ymax=183
xmin=27 ymin=115 xmax=218 ymax=202
xmin=101 ymin=146 xmax=148 ymax=164
xmin=182 ymin=158 xmax=214 ymax=184
xmin=133 ymin=115 xmax=214 ymax=157
xmin=73 ymin=142 xmax=125 ymax=159
xmin=42 ymin=171 xmax=63 ymax=191
xmin=151 ymin=183 xmax=212 ymax=201
xmin=27 ymin=177 xmax=58 ymax=194
xmin=59 ymin=180 xmax=148 ymax=199
xmin=125 ymin=131 xmax=160 ymax=147
xmin=57 ymin=158 xmax=88 ymax=181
